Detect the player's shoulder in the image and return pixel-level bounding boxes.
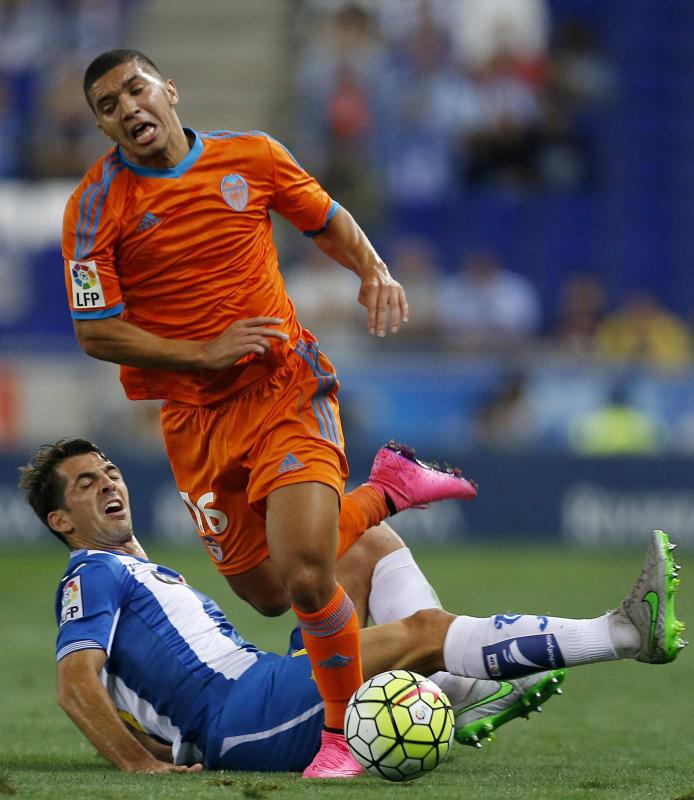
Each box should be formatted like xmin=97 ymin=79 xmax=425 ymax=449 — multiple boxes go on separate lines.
xmin=200 ymin=129 xmax=269 ymax=144
xmin=200 ymin=129 xmax=292 ymax=158
xmin=66 ymin=147 xmax=128 ymax=209
xmin=58 ymin=549 xmax=138 ymax=586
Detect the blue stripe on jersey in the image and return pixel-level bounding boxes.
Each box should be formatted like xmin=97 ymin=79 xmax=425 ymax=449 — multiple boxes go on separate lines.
xmin=71 ymin=302 xmax=124 ymax=320
xmin=251 ymin=131 xmax=304 ymax=169
xmin=75 ymin=152 xmax=121 ymax=259
xmin=117 ymin=129 xmax=203 ymax=178
xmin=303 ymin=200 xmax=341 ymax=237
xmin=295 ymin=340 xmax=339 ymax=444
xmin=201 ymin=130 xmax=247 ymax=140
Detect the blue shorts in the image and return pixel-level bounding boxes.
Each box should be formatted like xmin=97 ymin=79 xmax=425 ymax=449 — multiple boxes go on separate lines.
xmin=205 ymin=650 xmax=324 ymax=772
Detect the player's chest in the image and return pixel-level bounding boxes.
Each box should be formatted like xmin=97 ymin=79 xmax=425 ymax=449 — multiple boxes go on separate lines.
xmin=117 ymin=169 xmax=271 ymax=260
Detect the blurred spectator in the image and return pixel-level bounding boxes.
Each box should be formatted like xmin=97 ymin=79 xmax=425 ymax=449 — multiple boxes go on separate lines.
xmin=295 ymin=3 xmax=385 ymax=224
xmin=595 ymin=291 xmax=692 ymax=370
xmin=569 ymin=383 xmax=668 ymax=455
xmin=0 ymin=0 xmax=58 ymax=175
xmin=439 ymin=249 xmax=541 ymax=350
xmin=29 ymin=60 xmax=106 ymax=177
xmin=0 ymin=75 xmax=21 ymax=176
xmin=376 ymin=3 xmax=459 ymax=205
xmin=448 ymin=0 xmax=550 ymax=73
xmin=472 ymin=371 xmax=537 ymax=450
xmin=0 ymin=238 xmax=30 ymax=326
xmin=539 ymin=18 xmax=615 ymax=188
xmin=457 ymin=52 xmax=545 ymax=188
xmin=552 ymin=271 xmax=606 ymax=356
xmin=549 ymin=18 xmax=615 ymax=112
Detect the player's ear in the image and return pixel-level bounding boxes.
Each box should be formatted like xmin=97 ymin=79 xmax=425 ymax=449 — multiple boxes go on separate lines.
xmin=48 ymin=509 xmax=74 ymax=536
xmin=95 ymin=121 xmax=116 ymax=142
xmin=165 ymin=79 xmax=179 ymax=106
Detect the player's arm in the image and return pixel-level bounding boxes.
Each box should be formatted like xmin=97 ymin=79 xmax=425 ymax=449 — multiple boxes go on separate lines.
xmin=73 ymin=315 xmax=288 ymax=370
xmin=123 ymin=723 xmax=174 ymax=763
xmin=57 ymin=649 xmax=202 ymax=774
xmin=312 ymin=206 xmax=409 ymax=337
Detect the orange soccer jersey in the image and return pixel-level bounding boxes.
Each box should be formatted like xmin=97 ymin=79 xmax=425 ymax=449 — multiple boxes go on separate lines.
xmin=61 ymin=130 xmax=339 ymax=405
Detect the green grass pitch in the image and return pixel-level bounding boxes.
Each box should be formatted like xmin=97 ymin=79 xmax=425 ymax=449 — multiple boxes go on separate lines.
xmin=1 ymin=541 xmax=693 ymax=800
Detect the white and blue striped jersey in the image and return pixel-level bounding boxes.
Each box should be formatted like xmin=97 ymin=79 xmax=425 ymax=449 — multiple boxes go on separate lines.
xmin=55 ymin=549 xmax=262 ymax=765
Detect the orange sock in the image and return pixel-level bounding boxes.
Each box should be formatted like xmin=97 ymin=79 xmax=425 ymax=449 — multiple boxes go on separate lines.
xmin=337 ymin=484 xmax=389 ymax=560
xmin=293 ymin=584 xmax=364 ymax=730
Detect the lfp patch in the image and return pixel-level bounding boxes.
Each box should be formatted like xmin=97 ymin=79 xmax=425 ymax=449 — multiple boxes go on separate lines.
xmin=60 ymin=575 xmax=84 ymax=625
xmin=69 ymin=259 xmax=105 ymax=310
xmin=220 ymin=174 xmax=248 ymax=211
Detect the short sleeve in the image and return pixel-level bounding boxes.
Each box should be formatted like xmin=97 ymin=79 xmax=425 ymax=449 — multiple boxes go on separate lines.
xmin=265 ymin=135 xmax=340 ymax=236
xmin=55 ymin=558 xmax=127 ymax=662
xmin=61 ymin=155 xmax=126 ymax=320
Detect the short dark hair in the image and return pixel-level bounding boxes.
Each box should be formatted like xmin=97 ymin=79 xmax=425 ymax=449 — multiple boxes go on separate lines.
xmin=19 ymin=438 xmax=108 ymax=543
xmin=83 ymin=49 xmax=162 ymax=107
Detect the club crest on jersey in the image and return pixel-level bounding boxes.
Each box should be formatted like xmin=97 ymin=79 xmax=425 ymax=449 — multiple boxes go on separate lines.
xmin=60 ymin=575 xmax=84 ymax=625
xmin=220 ymin=174 xmax=248 ymax=211
xmin=203 ymin=535 xmax=224 ymax=562
xmin=69 ymin=259 xmax=106 ymax=309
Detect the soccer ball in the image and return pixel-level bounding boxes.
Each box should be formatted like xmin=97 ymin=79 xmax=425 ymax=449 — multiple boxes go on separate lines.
xmin=344 ymin=670 xmax=455 ymax=781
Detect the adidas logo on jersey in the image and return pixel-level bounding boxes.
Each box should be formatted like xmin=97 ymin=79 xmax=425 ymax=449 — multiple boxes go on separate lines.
xmin=278 ymin=453 xmax=305 ymax=474
xmin=136 ymin=212 xmax=162 ymax=232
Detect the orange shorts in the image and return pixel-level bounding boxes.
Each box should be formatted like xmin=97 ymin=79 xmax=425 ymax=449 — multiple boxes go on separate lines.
xmin=159 ymin=340 xmax=348 ymax=575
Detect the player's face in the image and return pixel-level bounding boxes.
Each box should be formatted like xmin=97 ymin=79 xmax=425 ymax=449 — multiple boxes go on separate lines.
xmin=89 ymin=61 xmax=185 ymax=168
xmin=51 ymin=452 xmax=133 ymax=549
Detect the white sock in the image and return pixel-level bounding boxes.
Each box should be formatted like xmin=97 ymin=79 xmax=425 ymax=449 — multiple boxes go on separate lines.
xmin=443 ymin=613 xmax=621 ymax=680
xmin=368 ymin=547 xmax=442 ymax=622
xmin=369 ymin=548 xmax=477 ymax=700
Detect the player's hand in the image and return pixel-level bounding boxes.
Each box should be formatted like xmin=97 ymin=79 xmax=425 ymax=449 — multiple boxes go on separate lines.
xmin=129 ymin=759 xmax=203 ymax=774
xmin=202 ymin=317 xmax=289 ymax=369
xmin=358 ymin=270 xmax=409 ymax=337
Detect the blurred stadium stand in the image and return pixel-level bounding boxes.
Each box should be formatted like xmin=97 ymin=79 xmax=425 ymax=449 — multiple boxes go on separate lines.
xmin=1 ymin=0 xmax=694 ymax=546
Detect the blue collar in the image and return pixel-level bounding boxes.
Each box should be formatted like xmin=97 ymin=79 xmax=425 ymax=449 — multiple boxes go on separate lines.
xmin=117 ymin=127 xmax=203 ymax=178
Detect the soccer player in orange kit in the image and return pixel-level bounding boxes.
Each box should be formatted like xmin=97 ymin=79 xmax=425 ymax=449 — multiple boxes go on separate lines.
xmin=61 ymin=48 xmax=417 ymax=779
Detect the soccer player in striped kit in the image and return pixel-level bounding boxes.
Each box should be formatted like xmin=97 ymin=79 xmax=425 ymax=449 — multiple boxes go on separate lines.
xmin=22 ymin=439 xmax=685 ymax=775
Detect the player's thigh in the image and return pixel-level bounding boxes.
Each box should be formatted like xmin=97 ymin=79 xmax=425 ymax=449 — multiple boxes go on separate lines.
xmin=160 ymin=402 xmax=269 ymax=576
xmin=245 ymin=344 xmax=349 ymax=513
xmin=206 ymin=652 xmax=324 ymax=772
xmin=225 ymin=560 xmax=290 ymax=617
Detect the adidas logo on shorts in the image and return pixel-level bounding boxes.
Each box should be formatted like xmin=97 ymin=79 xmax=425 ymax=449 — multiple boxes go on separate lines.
xmin=278 ymin=453 xmax=305 ymax=474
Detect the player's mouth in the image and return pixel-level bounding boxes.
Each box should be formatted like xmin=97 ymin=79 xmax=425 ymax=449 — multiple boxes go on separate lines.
xmin=104 ymin=498 xmax=127 ymax=520
xmin=131 ymin=122 xmax=159 ymax=146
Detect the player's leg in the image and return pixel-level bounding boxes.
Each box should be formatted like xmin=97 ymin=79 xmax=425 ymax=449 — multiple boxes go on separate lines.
xmin=224 ymin=440 xmax=478 ymax=617
xmin=361 ymin=530 xmax=686 ymax=680
xmin=265 ymin=482 xmax=364 ymax=732
xmin=337 ymin=442 xmax=477 ymax=560
xmin=206 ymin=652 xmax=326 ymax=773
xmin=337 ymin=521 xmax=564 ymax=746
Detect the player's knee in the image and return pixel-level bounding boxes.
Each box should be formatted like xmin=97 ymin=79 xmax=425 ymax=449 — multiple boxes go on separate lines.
xmin=225 ymin=574 xmax=291 ymax=617
xmin=404 ymin=609 xmax=451 ymax=655
xmin=286 ymin=564 xmax=336 ymax=610
xmin=251 ymin=594 xmax=292 ymax=617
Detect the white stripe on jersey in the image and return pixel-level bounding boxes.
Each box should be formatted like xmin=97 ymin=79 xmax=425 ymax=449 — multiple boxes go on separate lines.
xmin=219 ymin=701 xmax=324 ymax=757
xmin=106 ymin=608 xmax=120 ymax=655
xmin=109 ymin=553 xmax=258 ymax=680
xmin=56 ymin=640 xmax=104 ymax=661
xmin=103 ymin=672 xmax=202 ymax=765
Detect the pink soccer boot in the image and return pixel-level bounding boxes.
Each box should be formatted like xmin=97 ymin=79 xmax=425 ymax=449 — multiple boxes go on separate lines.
xmin=367 ymin=441 xmax=478 ymax=514
xmin=302 ymin=730 xmax=363 ymax=779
